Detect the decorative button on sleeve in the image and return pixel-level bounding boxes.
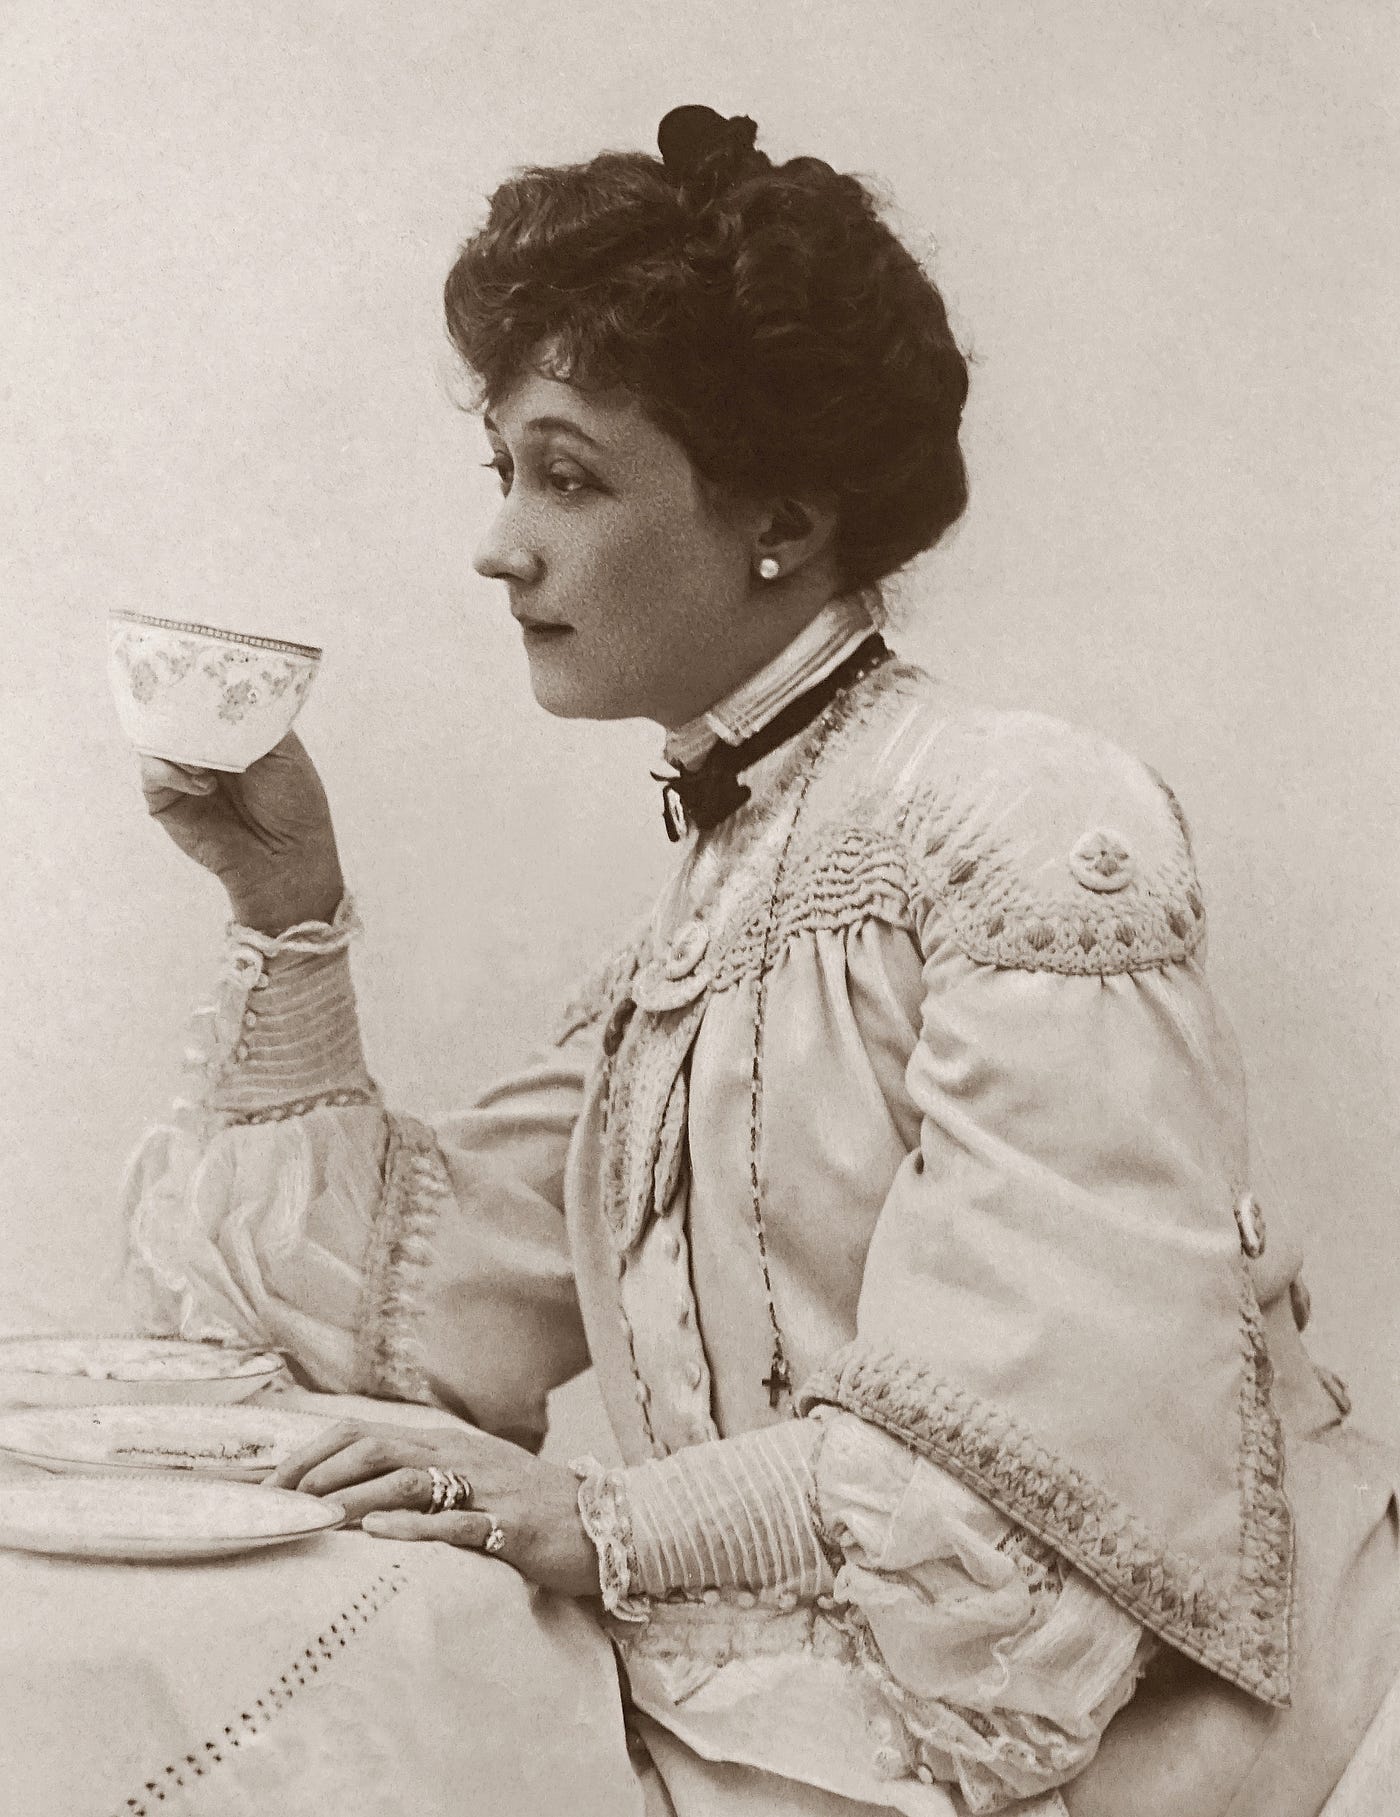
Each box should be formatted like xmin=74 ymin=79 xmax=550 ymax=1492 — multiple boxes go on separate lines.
xmin=1069 ymin=828 xmax=1134 ymax=893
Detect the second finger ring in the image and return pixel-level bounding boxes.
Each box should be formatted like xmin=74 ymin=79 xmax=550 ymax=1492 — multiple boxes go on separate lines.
xmin=484 ymin=1521 xmax=507 ymax=1556
xmin=442 ymin=1471 xmax=471 ymax=1512
xmin=427 ymin=1466 xmax=450 ymax=1515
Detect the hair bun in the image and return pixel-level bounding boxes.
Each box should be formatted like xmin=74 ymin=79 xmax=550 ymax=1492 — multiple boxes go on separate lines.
xmin=657 ymin=105 xmax=761 ymax=194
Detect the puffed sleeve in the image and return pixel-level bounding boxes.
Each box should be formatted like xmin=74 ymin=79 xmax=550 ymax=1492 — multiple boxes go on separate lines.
xmin=574 ymin=1412 xmax=1149 ymax=1811
xmin=123 ymin=903 xmax=612 ymax=1449
xmin=802 ymin=713 xmax=1294 ymax=1710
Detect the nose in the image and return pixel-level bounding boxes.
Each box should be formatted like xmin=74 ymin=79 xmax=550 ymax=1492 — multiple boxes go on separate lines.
xmin=472 ymin=503 xmax=542 ymax=585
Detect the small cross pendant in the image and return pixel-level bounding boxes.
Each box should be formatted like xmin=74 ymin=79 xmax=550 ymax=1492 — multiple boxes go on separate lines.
xmin=762 ymin=1354 xmax=791 ymax=1409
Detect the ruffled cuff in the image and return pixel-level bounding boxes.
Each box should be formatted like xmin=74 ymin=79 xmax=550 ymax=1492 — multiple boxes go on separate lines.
xmin=572 ymin=1458 xmax=649 ymax=1623
xmin=187 ymin=895 xmax=379 ymax=1124
xmin=813 ymin=1408 xmax=1152 ymax=1812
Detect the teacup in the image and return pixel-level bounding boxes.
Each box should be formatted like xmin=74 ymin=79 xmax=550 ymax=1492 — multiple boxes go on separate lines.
xmin=108 ymin=611 xmax=322 ymax=772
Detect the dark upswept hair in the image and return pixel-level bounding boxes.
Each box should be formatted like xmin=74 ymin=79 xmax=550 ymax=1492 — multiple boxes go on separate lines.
xmin=443 ymin=110 xmax=969 ymax=591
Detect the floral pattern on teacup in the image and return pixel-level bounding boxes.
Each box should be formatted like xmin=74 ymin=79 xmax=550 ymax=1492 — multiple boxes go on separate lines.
xmin=110 ymin=629 xmax=203 ymax=702
xmin=196 ymin=649 xmax=313 ymax=723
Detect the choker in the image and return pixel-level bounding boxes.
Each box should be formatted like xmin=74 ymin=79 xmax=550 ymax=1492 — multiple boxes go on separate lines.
xmin=653 ymin=635 xmax=891 ymax=841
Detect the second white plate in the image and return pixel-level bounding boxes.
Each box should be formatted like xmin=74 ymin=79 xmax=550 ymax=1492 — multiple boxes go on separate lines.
xmin=0 ymin=1476 xmax=344 ymax=1561
xmin=0 ymin=1404 xmax=336 ymax=1481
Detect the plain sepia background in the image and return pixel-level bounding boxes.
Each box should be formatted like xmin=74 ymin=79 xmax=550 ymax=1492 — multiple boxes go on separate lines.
xmin=1 ymin=1 xmax=1396 ymax=1448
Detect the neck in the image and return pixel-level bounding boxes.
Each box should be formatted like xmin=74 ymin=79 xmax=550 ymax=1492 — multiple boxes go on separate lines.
xmin=655 ymin=571 xmax=843 ymax=732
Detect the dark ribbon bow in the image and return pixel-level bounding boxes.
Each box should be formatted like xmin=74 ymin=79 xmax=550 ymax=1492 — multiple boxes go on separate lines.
xmin=657 ymin=105 xmax=760 ymax=186
xmin=652 ymin=635 xmax=890 ymax=841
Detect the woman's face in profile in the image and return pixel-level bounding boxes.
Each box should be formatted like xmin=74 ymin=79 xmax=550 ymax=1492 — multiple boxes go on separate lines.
xmin=473 ymin=370 xmax=760 ymax=727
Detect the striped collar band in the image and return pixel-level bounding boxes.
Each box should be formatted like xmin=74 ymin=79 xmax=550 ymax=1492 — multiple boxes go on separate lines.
xmin=661 ymin=590 xmax=878 ymax=772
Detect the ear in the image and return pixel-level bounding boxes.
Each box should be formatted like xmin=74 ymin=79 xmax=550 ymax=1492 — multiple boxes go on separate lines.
xmin=751 ymin=494 xmax=839 ymax=581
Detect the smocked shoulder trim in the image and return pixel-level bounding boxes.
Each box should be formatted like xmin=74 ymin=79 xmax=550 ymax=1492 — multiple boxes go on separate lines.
xmin=886 ymin=710 xmax=1206 ymax=976
xmin=352 ymin=1114 xmax=451 ymax=1403
xmin=798 ymin=1295 xmax=1292 ymax=1708
xmin=900 ymin=797 xmax=1205 ymax=976
xmin=690 ymin=680 xmax=1208 ymax=989
xmin=709 ymin=826 xmax=915 ymax=991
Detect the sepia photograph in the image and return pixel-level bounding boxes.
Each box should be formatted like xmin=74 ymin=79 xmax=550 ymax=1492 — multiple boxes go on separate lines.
xmin=0 ymin=2 xmax=1396 ymax=1811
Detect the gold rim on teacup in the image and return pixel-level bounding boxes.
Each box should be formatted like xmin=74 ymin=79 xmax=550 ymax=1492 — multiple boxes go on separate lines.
xmin=108 ymin=610 xmax=322 ymax=661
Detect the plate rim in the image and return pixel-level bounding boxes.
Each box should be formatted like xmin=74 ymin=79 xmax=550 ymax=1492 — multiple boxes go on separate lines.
xmin=0 ymin=1333 xmax=285 ymax=1381
xmin=0 ymin=1476 xmax=346 ymax=1544
xmin=0 ymin=1402 xmax=333 ymax=1474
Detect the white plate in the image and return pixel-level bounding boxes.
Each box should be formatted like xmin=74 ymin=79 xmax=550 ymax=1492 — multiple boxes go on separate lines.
xmin=0 ymin=1404 xmax=336 ymax=1481
xmin=0 ymin=1336 xmax=286 ymax=1407
xmin=0 ymin=1476 xmax=344 ymax=1561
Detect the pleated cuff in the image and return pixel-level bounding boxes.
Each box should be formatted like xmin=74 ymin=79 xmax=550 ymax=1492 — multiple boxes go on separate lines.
xmin=192 ymin=895 xmax=378 ymax=1120
xmin=611 ymin=1423 xmax=835 ymax=1605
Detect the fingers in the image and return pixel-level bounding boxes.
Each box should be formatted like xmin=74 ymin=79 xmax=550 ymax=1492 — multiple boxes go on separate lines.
xmin=140 ymin=756 xmax=218 ymax=813
xmin=268 ymin=1421 xmax=373 ymax=1491
xmin=330 ymin=1466 xmax=438 ymax=1526
xmin=362 ymin=1510 xmax=508 ymax=1559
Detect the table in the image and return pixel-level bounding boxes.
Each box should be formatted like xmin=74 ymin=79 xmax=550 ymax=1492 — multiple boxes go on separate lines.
xmin=0 ymin=1388 xmax=648 ymax=1817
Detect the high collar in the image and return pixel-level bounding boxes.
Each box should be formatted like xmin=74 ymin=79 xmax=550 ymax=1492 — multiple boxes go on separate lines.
xmin=661 ymin=590 xmax=878 ymax=772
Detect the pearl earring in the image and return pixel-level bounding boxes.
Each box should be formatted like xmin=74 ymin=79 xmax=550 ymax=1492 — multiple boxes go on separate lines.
xmin=756 ymin=557 xmax=781 ymax=581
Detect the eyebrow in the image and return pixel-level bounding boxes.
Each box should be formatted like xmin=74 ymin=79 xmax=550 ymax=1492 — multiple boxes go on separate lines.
xmin=483 ymin=413 xmax=605 ymax=450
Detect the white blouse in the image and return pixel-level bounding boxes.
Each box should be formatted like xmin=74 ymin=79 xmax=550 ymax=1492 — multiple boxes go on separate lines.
xmin=123 ymin=636 xmax=1305 ymax=1815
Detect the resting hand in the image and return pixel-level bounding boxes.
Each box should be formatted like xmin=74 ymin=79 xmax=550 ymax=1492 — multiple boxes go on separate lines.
xmin=269 ymin=1421 xmax=602 ymax=1599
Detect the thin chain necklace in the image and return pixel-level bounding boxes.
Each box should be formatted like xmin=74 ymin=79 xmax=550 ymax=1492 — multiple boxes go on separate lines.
xmin=743 ymin=644 xmax=889 ymax=1409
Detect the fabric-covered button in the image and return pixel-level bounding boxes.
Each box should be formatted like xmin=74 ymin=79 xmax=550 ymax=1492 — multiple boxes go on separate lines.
xmin=662 ymin=919 xmax=709 ymax=981
xmin=663 ymin=1231 xmax=681 ymax=1261
xmin=1070 ymin=829 xmax=1134 ymax=893
xmin=1234 ymin=1190 xmax=1266 ymax=1258
xmin=678 ymin=1303 xmax=692 ymax=1327
xmin=686 ymin=1362 xmax=703 ymax=1390
xmin=634 ymin=1379 xmax=650 ymax=1407
xmin=234 ymin=1041 xmax=251 ymax=1062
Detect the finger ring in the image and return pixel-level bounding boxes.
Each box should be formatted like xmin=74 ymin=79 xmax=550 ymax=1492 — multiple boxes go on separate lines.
xmin=426 ymin=1466 xmax=450 ymax=1516
xmin=442 ymin=1471 xmax=472 ymax=1512
xmin=483 ymin=1521 xmax=507 ymax=1556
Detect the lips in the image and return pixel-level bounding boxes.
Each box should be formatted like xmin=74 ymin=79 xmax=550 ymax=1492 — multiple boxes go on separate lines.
xmin=512 ymin=613 xmax=573 ymax=642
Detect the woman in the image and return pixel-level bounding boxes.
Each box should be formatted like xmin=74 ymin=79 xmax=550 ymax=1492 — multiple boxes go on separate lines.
xmin=125 ymin=108 xmax=1399 ymax=1814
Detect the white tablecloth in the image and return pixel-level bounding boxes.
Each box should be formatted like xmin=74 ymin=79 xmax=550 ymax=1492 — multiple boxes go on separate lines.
xmin=0 ymin=1389 xmax=647 ymax=1817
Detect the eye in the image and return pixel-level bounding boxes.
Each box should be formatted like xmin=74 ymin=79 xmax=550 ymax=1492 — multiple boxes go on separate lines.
xmin=481 ymin=454 xmax=512 ymax=495
xmin=547 ymin=463 xmax=593 ymax=497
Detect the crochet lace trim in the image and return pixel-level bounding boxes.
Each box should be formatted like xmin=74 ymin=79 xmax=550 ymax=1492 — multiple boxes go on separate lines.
xmin=798 ymin=1297 xmax=1293 ymax=1708
xmin=572 ymin=1459 xmax=648 ymax=1624
xmin=351 ymin=1114 xmax=449 ymax=1404
xmin=225 ymin=893 xmax=361 ymax=959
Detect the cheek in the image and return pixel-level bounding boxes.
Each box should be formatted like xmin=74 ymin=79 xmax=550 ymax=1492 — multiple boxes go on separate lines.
xmin=564 ymin=506 xmax=730 ymax=641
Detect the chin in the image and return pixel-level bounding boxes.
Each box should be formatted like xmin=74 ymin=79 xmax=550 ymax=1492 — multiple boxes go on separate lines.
xmin=523 ymin=662 xmax=635 ymax=723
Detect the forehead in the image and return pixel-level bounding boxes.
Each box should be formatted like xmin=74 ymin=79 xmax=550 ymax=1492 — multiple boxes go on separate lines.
xmin=486 ymin=371 xmax=653 ymax=448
